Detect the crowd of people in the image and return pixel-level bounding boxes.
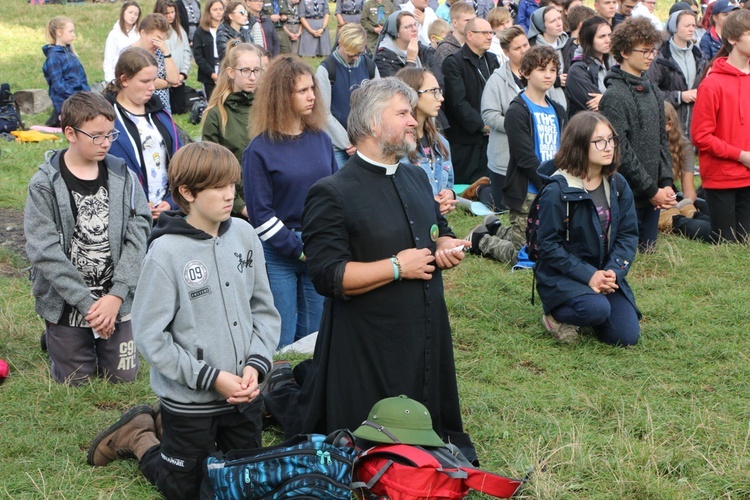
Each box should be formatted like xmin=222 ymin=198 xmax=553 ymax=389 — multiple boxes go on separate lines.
xmin=26 ymin=0 xmax=750 ymax=496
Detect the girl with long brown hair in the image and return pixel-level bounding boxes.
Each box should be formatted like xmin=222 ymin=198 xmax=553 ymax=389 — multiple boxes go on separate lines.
xmin=396 ymin=67 xmax=456 ymax=214
xmin=242 ymin=56 xmax=337 ymax=349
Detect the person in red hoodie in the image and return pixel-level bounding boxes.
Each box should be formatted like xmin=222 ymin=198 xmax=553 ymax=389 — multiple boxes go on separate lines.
xmin=691 ymin=9 xmax=750 ymax=243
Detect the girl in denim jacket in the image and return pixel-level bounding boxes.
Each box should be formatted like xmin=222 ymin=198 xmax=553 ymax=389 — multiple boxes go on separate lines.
xmin=397 ymin=68 xmax=457 ymax=214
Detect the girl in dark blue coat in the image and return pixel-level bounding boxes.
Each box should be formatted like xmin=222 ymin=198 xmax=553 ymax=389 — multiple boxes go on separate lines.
xmin=535 ymin=111 xmax=641 ymax=346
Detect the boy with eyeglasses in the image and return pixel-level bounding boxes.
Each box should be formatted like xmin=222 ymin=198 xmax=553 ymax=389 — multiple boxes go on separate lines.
xmin=599 ymin=16 xmax=675 ymax=252
xmin=24 ymin=91 xmax=151 ymax=385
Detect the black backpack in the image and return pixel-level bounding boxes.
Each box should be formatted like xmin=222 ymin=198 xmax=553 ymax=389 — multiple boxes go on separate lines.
xmin=0 ymin=83 xmax=23 ymax=133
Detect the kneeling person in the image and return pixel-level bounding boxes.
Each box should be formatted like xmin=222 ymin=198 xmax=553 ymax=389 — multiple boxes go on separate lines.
xmin=88 ymin=142 xmax=281 ymax=499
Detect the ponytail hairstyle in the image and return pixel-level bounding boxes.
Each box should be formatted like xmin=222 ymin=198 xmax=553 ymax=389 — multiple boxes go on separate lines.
xmin=578 ymin=16 xmax=611 ymax=67
xmin=119 ymin=2 xmax=142 ymax=35
xmin=204 ymin=42 xmax=264 ymax=132
xmin=703 ymin=9 xmax=750 ymax=77
xmin=395 ymin=67 xmax=450 ymax=163
xmin=105 ymin=46 xmax=158 ymax=94
xmin=46 ymin=16 xmax=77 ymax=54
xmin=664 ymin=102 xmax=686 ymax=181
xmin=154 ymin=0 xmax=184 ymax=40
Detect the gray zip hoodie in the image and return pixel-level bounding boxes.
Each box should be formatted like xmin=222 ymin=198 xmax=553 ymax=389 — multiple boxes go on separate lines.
xmin=132 ymin=212 xmax=280 ymax=416
xmin=24 ymin=150 xmax=151 ymax=323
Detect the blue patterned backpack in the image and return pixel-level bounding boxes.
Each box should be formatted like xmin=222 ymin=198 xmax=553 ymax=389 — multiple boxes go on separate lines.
xmin=205 ymin=429 xmax=358 ymax=499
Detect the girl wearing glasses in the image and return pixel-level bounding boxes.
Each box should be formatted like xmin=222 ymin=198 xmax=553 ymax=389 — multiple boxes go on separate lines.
xmin=202 ymin=42 xmax=265 ymax=219
xmin=397 ymin=67 xmax=457 ymax=214
xmin=242 ymin=56 xmax=337 ymax=349
xmin=534 ymin=111 xmax=641 ymax=346
xmin=129 ymin=14 xmax=180 ymax=115
xmin=217 ymin=1 xmax=254 ymax=61
xmin=106 ymin=47 xmax=182 ymax=221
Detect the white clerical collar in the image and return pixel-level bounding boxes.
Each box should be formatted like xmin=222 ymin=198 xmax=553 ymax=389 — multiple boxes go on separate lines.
xmin=357 ymin=151 xmax=400 ymax=175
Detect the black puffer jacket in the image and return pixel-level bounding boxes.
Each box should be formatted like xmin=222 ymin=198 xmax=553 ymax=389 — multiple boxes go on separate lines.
xmin=645 ymin=41 xmax=706 ymax=139
xmin=599 ymin=66 xmax=673 ymax=207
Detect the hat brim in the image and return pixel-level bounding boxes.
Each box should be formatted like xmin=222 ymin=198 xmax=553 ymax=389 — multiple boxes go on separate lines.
xmin=353 ymin=423 xmax=445 ymax=447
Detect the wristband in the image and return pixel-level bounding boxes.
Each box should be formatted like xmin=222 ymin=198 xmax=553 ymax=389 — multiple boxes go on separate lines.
xmin=391 ymin=257 xmax=402 ymax=281
xmin=163 ymin=53 xmax=172 ymax=58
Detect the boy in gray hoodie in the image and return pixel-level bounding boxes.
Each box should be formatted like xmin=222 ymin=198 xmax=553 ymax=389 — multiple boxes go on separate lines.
xmin=87 ymin=142 xmax=281 ymax=499
xmin=24 ymin=92 xmax=151 ymax=385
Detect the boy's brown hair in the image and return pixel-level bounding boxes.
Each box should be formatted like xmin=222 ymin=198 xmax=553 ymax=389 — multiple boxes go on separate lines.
xmin=519 ymin=45 xmax=560 ymax=86
xmin=60 ymin=92 xmax=116 ymax=131
xmin=610 ymin=16 xmax=661 ymax=63
xmin=169 ymin=142 xmax=241 ymax=213
xmin=567 ymin=5 xmax=596 ymax=33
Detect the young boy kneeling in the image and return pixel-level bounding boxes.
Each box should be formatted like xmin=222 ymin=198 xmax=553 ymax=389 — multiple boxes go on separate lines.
xmin=87 ymin=142 xmax=281 ymax=498
xmin=25 ymin=91 xmax=151 ymax=385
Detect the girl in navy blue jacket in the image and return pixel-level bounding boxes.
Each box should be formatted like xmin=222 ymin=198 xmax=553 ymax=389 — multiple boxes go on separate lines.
xmin=105 ymin=47 xmax=182 ymax=221
xmin=535 ymin=111 xmax=641 ymax=346
xmin=42 ymin=16 xmax=90 ymax=127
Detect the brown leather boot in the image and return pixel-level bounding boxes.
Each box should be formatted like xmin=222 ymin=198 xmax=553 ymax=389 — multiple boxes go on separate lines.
xmin=87 ymin=405 xmax=159 ymax=466
xmin=459 ymin=177 xmax=490 ymax=200
xmin=658 ymin=208 xmax=681 ymax=232
xmin=678 ymin=202 xmax=698 ymax=218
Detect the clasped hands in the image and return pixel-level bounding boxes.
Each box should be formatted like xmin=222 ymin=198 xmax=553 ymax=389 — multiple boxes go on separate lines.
xmin=589 ymin=269 xmax=618 ymax=294
xmin=396 ymin=238 xmax=470 ymax=279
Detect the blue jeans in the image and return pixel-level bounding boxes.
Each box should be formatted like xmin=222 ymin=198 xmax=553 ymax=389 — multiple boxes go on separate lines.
xmin=551 ymin=290 xmax=640 ymax=346
xmin=333 ymin=148 xmax=351 ymax=169
xmin=262 ymin=241 xmax=324 ymax=348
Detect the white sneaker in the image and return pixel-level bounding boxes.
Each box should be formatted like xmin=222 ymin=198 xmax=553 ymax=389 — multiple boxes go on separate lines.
xmin=542 ymin=314 xmax=580 ymax=343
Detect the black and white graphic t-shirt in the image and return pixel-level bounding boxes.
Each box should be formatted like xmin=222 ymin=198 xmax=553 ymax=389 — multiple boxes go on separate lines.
xmin=59 ymin=152 xmax=114 ymax=328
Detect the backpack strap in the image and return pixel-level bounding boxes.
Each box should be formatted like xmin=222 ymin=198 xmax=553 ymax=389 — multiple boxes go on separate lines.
xmin=364 ymin=56 xmax=376 ymax=79
xmin=320 ymin=54 xmax=337 ymax=86
xmin=462 ymin=468 xmax=525 ymax=498
xmin=356 ymin=420 xmax=402 ymax=444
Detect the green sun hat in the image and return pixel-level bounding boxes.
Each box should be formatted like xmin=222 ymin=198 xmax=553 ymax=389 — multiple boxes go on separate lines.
xmin=353 ymin=395 xmax=445 ymax=447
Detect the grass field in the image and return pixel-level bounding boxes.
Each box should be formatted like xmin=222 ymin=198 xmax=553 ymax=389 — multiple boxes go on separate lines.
xmin=2 ymin=0 xmax=750 ymax=498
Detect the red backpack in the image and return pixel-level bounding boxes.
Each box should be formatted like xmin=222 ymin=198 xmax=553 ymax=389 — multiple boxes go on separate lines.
xmin=352 ymin=443 xmax=524 ymax=500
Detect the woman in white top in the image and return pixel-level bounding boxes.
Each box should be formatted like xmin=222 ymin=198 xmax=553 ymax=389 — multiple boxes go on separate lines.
xmin=103 ymin=2 xmax=141 ymax=83
xmin=154 ymin=0 xmax=193 ymax=114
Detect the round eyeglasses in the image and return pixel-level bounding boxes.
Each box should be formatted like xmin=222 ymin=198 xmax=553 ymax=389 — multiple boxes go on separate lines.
xmin=233 ymin=67 xmax=264 ymax=78
xmin=73 ymin=127 xmax=120 ymax=145
xmin=591 ymin=136 xmax=618 ymax=151
xmin=417 ymin=87 xmax=442 ymax=98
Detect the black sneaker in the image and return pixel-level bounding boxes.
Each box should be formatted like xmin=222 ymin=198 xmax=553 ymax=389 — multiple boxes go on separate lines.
xmin=464 ymin=224 xmax=488 ymax=255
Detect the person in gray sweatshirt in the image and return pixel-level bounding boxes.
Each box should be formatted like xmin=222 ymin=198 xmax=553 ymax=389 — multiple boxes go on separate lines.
xmin=88 ymin=142 xmax=281 ymax=499
xmin=481 ymin=25 xmax=530 ymax=208
xmin=24 ymin=92 xmax=151 ymax=386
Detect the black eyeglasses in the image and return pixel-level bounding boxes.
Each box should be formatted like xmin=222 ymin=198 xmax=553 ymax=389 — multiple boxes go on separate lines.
xmin=233 ymin=66 xmax=264 ymax=78
xmin=417 ymin=87 xmax=442 ymax=98
xmin=469 ymin=30 xmax=494 ymax=36
xmin=591 ymin=136 xmax=618 ymax=151
xmin=73 ymin=127 xmax=120 ymax=145
xmin=631 ymin=47 xmax=658 ymax=58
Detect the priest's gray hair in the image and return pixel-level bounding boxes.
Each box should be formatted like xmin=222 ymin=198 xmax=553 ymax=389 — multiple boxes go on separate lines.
xmin=347 ymin=77 xmax=418 ymax=145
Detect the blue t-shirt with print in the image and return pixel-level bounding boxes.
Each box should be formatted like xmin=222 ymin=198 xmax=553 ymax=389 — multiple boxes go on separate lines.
xmin=521 ymin=93 xmax=560 ymax=194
